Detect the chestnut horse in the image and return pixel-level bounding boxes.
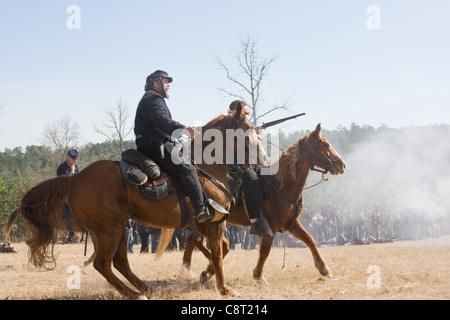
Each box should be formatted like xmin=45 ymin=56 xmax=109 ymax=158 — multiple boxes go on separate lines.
xmin=6 ymin=102 xmax=263 ymax=299
xmin=177 ymin=123 xmax=346 ymax=284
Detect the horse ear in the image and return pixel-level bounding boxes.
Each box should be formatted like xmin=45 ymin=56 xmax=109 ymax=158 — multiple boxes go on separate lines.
xmin=313 ymin=123 xmax=322 ymax=138
xmin=235 ymin=101 xmax=243 ymax=116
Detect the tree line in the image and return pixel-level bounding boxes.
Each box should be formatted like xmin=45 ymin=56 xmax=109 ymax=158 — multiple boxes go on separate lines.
xmin=2 ymin=122 xmax=449 ymax=239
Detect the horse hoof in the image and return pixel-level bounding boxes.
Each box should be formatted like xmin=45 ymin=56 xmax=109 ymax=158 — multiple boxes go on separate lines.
xmin=253 ymin=274 xmax=270 ymax=286
xmin=179 ymin=266 xmax=195 ymax=280
xmin=137 ymin=295 xmax=149 ymax=300
xmin=221 ymin=287 xmax=240 ymax=297
xmin=199 ymin=271 xmax=208 ymax=286
xmin=230 ymin=289 xmax=240 ymax=297
xmin=320 ymin=268 xmax=333 ymax=278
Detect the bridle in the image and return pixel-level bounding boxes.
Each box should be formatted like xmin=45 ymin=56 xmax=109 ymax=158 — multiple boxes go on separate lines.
xmin=302 ymin=136 xmax=340 ymax=174
xmin=262 ymin=135 xmax=341 ymax=217
xmin=224 ymin=112 xmax=247 ymax=130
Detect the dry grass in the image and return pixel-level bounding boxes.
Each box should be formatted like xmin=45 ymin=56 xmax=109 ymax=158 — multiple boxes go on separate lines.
xmin=1 ymin=236 xmax=449 ymax=300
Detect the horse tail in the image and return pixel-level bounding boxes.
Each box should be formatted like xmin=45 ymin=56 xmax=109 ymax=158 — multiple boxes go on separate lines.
xmin=3 ymin=207 xmax=21 ymax=237
xmin=154 ymin=228 xmax=175 ymax=261
xmin=20 ymin=176 xmax=72 ymax=269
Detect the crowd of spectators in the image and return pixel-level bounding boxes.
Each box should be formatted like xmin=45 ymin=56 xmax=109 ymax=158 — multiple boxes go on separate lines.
xmin=299 ymin=205 xmax=447 ymax=245
xmin=214 ymin=205 xmax=448 ymax=250
xmin=122 ymin=205 xmax=448 ymax=253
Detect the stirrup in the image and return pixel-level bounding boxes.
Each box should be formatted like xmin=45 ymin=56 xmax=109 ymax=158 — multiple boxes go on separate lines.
xmin=195 ymin=199 xmax=230 ymax=223
xmin=205 ymin=198 xmax=230 ymax=223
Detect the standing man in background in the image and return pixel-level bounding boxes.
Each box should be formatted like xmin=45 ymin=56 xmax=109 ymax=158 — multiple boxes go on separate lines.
xmin=57 ymin=149 xmax=80 ymax=243
xmin=57 ymin=149 xmax=79 ymax=176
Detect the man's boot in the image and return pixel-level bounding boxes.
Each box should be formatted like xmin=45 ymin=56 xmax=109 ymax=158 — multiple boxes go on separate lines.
xmin=250 ymin=215 xmax=274 ymax=237
xmin=195 ymin=205 xmax=214 ymax=223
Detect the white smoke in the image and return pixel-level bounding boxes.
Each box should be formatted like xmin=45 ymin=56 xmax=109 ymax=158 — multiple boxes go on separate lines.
xmin=306 ymin=125 xmax=450 ymax=221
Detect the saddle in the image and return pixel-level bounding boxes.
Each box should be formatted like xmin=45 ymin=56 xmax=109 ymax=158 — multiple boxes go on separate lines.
xmin=118 ymin=149 xmax=170 ymax=200
xmin=117 ymin=149 xmax=229 ymax=226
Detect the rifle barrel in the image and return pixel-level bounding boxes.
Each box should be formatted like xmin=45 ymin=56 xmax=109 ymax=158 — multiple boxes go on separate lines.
xmin=261 ymin=112 xmax=306 ymax=128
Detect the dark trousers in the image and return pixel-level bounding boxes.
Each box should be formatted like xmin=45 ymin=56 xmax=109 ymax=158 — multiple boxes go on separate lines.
xmin=138 ymin=229 xmax=150 ymax=253
xmin=241 ymin=168 xmax=263 ymax=220
xmin=136 ymin=138 xmax=206 ymax=212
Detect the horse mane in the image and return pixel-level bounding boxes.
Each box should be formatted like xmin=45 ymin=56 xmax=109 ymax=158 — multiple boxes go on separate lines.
xmin=205 ymin=114 xmax=225 ymax=127
xmin=272 ymin=133 xmax=310 ymax=188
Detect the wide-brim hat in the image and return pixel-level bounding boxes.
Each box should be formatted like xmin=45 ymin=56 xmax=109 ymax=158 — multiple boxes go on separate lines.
xmin=146 ymin=70 xmax=173 ymax=84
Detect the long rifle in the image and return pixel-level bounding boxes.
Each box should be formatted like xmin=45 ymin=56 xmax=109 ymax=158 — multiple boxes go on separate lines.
xmin=260 ymin=113 xmax=306 ymax=129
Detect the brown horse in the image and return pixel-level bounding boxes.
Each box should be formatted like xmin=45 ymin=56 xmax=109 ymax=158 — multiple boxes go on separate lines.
xmin=5 ymin=207 xmax=98 ymax=266
xmin=177 ymin=123 xmax=346 ymax=284
xmin=5 ymin=102 xmax=263 ymax=299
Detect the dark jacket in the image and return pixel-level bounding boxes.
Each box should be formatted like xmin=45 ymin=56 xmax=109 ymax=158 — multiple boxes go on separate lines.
xmin=57 ymin=161 xmax=79 ymax=176
xmin=134 ymin=90 xmax=185 ymax=142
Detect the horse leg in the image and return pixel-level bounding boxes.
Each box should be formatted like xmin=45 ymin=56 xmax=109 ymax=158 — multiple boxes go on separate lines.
xmin=287 ymin=219 xmax=332 ymax=277
xmin=84 ymin=233 xmax=98 ymax=266
xmin=93 ymin=229 xmax=145 ymax=300
xmin=181 ymin=233 xmax=212 ymax=279
xmin=182 ymin=230 xmax=231 ymax=289
xmin=253 ymin=235 xmax=274 ymax=285
xmin=112 ymin=228 xmax=153 ymax=297
xmin=199 ymin=237 xmax=230 ymax=286
xmin=205 ymin=224 xmax=238 ymax=296
xmin=180 ymin=233 xmax=198 ymax=279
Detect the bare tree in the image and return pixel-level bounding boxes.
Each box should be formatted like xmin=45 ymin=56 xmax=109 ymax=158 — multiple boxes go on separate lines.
xmin=40 ymin=115 xmax=81 ymax=178
xmin=41 ymin=115 xmax=80 ymax=150
xmin=215 ymin=36 xmax=293 ymax=125
xmin=95 ymin=98 xmax=133 ymax=158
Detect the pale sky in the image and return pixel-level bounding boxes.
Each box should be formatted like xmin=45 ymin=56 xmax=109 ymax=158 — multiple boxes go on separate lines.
xmin=1 ymin=0 xmax=449 ymax=150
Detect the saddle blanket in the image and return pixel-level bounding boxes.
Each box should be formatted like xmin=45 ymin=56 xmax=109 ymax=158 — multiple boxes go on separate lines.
xmin=116 ymin=149 xmax=229 ymax=227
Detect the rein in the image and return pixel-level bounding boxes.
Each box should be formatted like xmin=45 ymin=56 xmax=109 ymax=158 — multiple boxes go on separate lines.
xmin=196 ymin=166 xmax=235 ymax=205
xmin=261 ymin=175 xmax=303 ymax=213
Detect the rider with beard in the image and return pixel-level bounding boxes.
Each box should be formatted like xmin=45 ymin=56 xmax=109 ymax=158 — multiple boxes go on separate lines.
xmin=134 ymin=70 xmax=213 ymax=223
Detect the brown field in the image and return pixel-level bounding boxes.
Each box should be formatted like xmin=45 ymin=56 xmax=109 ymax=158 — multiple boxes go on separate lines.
xmin=1 ymin=235 xmax=449 ymax=300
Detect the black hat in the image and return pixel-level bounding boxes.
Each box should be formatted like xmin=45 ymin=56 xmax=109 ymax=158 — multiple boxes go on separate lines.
xmin=146 ymin=70 xmax=173 ymax=84
xmin=67 ymin=149 xmax=79 ymax=159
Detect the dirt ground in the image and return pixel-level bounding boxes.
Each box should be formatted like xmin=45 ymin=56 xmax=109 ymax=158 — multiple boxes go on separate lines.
xmin=0 ymin=235 xmax=449 ymax=300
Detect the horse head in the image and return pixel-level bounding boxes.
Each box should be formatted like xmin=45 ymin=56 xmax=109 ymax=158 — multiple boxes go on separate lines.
xmin=303 ymin=123 xmax=346 ymax=175
xmin=200 ymin=101 xmax=267 ymax=167
xmin=226 ymin=101 xmax=269 ymax=168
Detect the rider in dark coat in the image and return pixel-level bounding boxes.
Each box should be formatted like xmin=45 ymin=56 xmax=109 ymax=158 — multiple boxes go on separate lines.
xmin=134 ymin=70 xmax=212 ymax=223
